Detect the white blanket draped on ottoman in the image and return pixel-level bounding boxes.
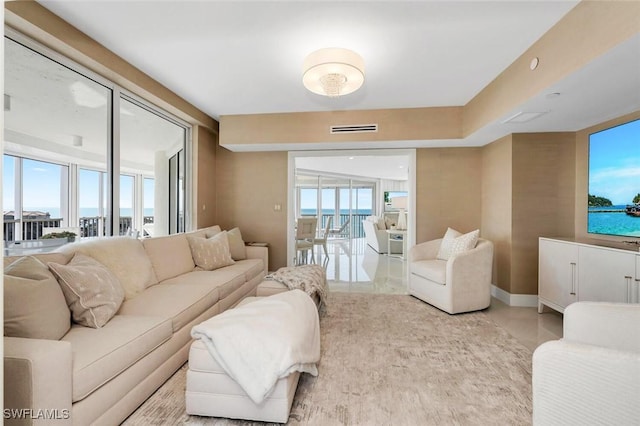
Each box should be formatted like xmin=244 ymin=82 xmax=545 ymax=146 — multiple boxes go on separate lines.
xmin=190 ymin=289 xmax=320 ymax=404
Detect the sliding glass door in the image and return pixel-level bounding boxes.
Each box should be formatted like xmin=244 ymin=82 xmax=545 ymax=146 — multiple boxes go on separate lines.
xmin=3 ymin=32 xmax=191 ymax=242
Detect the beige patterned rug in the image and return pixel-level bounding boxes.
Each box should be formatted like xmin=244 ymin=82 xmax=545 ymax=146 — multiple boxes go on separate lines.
xmin=123 ymin=293 xmax=532 ymax=425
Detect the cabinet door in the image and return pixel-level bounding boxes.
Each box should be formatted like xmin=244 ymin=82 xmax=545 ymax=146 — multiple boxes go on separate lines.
xmin=539 ymin=239 xmax=578 ymax=311
xmin=578 ymin=247 xmax=636 ymax=303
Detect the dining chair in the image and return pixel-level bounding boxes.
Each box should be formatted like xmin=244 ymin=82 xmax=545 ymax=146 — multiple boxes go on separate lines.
xmin=327 ymin=217 xmax=351 ymax=239
xmin=295 ymin=217 xmax=317 ymax=265
xmin=313 ymin=216 xmax=333 ymax=265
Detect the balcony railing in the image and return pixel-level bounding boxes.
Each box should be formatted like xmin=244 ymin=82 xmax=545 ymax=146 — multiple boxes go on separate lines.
xmin=300 ymin=213 xmax=369 ymax=239
xmin=3 ymin=216 xmax=155 ymax=241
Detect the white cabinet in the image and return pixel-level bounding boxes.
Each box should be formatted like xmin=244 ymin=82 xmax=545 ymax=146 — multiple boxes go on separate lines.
xmin=538 ymin=237 xmax=640 ymax=314
xmin=578 ymin=246 xmax=636 ymax=304
xmin=538 ymin=239 xmax=578 ymax=313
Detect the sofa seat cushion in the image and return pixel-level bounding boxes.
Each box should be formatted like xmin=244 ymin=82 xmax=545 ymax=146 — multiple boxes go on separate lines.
xmin=163 ymin=260 xmax=261 ymax=300
xmin=411 ymin=259 xmax=447 ymax=285
xmin=62 ymin=314 xmax=171 ymax=402
xmin=196 ymin=259 xmax=264 ymax=298
xmin=117 ymin=280 xmax=220 ymax=332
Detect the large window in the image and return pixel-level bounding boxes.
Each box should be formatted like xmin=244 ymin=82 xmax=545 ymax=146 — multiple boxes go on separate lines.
xmin=295 ymin=172 xmax=375 ymax=239
xmin=3 ymin=32 xmax=191 ymax=242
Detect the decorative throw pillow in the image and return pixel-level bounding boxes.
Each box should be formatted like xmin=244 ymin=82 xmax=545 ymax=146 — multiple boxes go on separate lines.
xmin=448 ymin=229 xmax=480 ymax=259
xmin=49 ymin=253 xmax=125 ymax=328
xmin=4 ymin=256 xmax=71 ymax=340
xmin=226 ymin=227 xmax=247 ymax=260
xmin=59 ymin=237 xmax=156 ymax=300
xmin=187 ymin=232 xmax=235 ymax=271
xmin=436 ymin=227 xmax=462 ymax=260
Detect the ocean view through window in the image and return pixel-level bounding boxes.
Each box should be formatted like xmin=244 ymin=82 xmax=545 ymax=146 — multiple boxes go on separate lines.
xmin=588 ymin=118 xmax=640 ymax=238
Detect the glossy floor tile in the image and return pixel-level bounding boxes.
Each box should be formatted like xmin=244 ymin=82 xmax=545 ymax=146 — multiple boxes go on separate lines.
xmin=317 ymin=237 xmax=563 ymax=350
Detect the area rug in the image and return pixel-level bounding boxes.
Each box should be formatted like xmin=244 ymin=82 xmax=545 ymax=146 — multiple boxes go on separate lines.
xmin=123 ymin=293 xmax=533 ymax=425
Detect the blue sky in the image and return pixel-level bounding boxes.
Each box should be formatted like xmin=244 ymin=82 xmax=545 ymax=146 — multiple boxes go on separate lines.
xmin=589 ymin=119 xmax=640 ymax=205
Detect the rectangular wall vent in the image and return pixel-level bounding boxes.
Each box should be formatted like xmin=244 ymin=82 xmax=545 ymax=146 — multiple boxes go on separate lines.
xmin=330 ymin=124 xmax=378 ymax=134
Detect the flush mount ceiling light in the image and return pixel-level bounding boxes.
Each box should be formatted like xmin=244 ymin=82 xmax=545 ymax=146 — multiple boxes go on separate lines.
xmin=303 ymin=48 xmax=365 ymax=97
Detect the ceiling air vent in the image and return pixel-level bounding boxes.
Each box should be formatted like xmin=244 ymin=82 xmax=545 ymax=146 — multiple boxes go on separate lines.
xmin=330 ymin=124 xmax=378 ymax=134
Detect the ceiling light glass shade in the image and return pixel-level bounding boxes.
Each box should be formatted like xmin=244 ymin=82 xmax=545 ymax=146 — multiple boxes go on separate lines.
xmin=303 ymin=48 xmax=365 ymax=97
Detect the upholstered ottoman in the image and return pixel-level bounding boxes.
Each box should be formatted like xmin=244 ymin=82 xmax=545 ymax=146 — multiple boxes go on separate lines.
xmin=186 ymin=339 xmax=300 ymax=423
xmin=257 ymin=280 xmax=321 ymax=306
xmin=186 ymin=294 xmax=316 ymax=423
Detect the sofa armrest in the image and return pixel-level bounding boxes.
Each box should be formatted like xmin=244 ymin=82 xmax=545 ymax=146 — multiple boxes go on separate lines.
xmin=245 ymin=245 xmax=269 ymax=275
xmin=4 ymin=337 xmax=72 ymax=425
xmin=563 ymin=302 xmax=640 ymax=352
xmin=532 ymin=340 xmax=640 ymax=426
xmin=408 ymin=238 xmax=442 ymax=262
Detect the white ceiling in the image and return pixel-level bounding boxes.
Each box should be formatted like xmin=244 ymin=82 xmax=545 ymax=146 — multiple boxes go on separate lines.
xmin=24 ymin=1 xmax=640 ymax=177
xmin=39 ymin=0 xmax=583 ymax=120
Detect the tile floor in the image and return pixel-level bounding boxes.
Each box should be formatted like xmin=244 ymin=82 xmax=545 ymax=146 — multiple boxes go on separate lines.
xmin=319 ymin=238 xmax=563 ymax=351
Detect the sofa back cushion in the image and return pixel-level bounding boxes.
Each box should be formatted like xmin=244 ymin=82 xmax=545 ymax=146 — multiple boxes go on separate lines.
xmin=59 ymin=237 xmax=157 ymax=299
xmin=4 ymin=256 xmax=71 ymax=339
xmin=143 ymin=233 xmax=195 ymax=283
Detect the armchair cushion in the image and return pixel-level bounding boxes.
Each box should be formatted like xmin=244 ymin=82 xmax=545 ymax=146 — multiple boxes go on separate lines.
xmin=410 ymin=259 xmax=446 ymax=285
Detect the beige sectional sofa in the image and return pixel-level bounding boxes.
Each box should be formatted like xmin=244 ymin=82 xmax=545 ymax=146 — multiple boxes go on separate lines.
xmin=3 ymin=225 xmax=268 ymax=425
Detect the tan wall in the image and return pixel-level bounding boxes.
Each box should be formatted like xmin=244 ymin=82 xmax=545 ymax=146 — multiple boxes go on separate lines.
xmin=215 ymin=148 xmax=288 ymax=270
xmin=220 ymin=107 xmax=461 ymax=148
xmin=511 ymin=133 xmax=576 ymax=295
xmin=481 ymin=136 xmax=513 ymax=292
xmin=415 ymin=148 xmax=482 ymax=244
xmin=195 ymin=126 xmax=218 ymax=228
xmin=575 ymin=110 xmax=640 ymax=241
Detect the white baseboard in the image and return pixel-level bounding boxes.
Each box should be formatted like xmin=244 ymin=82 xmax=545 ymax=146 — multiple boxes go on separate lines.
xmin=491 ymin=285 xmax=539 ymax=308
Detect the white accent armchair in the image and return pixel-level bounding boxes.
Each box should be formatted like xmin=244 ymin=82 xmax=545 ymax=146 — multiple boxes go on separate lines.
xmin=532 ymin=302 xmax=640 ymax=426
xmin=408 ymin=237 xmax=493 ymax=314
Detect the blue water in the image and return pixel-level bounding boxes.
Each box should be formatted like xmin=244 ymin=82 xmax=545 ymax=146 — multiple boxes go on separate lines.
xmin=588 ymin=205 xmax=640 ymax=237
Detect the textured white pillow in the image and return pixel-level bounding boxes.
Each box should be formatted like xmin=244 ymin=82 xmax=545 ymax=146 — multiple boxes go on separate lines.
xmin=49 ymin=253 xmax=125 ymax=328
xmin=436 ymin=227 xmax=462 ymax=260
xmin=448 ymin=229 xmax=480 ymax=258
xmin=187 ymin=232 xmax=235 ymax=271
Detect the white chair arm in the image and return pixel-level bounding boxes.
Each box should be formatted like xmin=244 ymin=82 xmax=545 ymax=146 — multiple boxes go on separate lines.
xmin=408 ymin=238 xmax=442 ymax=262
xmin=533 ymin=339 xmax=640 ymax=426
xmin=446 ymin=239 xmax=493 ymax=291
xmin=564 ymin=302 xmax=640 ymax=352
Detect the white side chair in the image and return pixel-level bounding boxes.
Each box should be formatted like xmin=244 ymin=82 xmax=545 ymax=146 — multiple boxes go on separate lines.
xmin=295 ymin=217 xmax=317 ymax=265
xmin=313 ymin=216 xmax=333 ymax=265
xmin=408 ymin=237 xmax=493 ymax=314
xmin=532 ymin=302 xmax=640 ymax=426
